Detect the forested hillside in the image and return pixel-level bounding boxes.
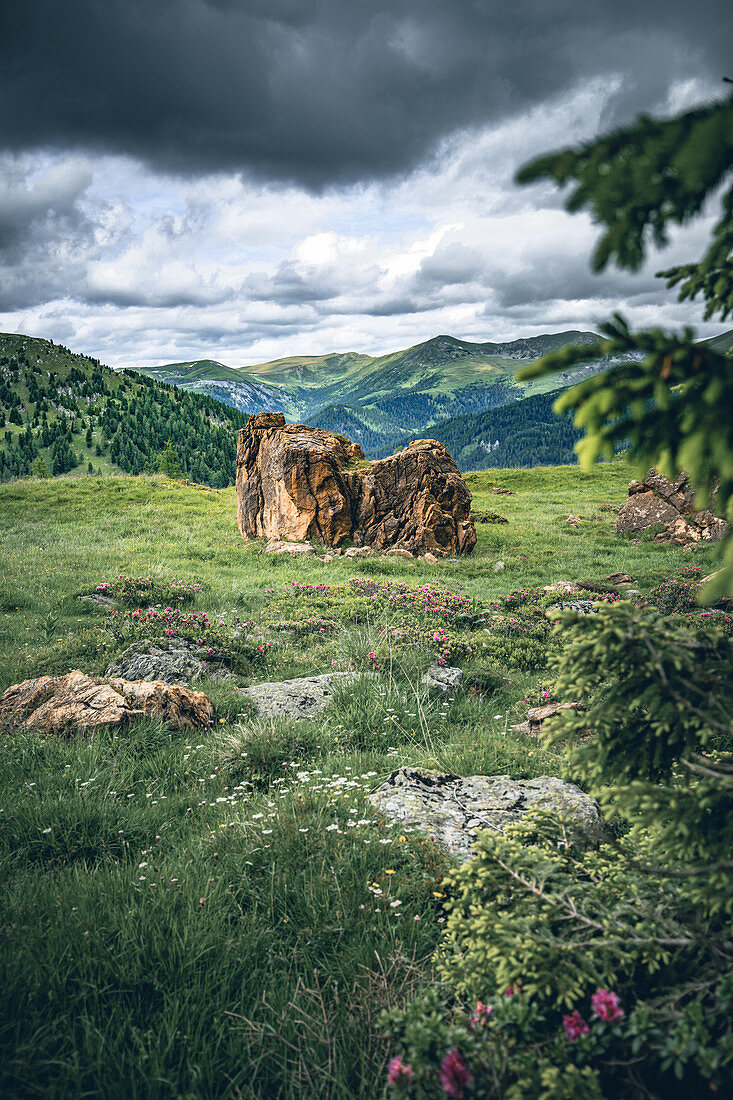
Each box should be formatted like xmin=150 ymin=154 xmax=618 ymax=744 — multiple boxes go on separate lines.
xmin=377 ymin=391 xmax=583 ymax=470
xmin=0 ymin=334 xmax=249 ymax=487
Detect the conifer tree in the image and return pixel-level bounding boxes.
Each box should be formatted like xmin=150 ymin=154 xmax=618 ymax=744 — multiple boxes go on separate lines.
xmin=156 ymin=440 xmax=183 ymax=479
xmin=385 ymin=87 xmax=733 ymax=1100
xmin=516 ymin=88 xmax=733 ymax=596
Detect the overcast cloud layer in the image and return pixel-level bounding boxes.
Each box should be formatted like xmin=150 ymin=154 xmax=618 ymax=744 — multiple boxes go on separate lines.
xmin=0 ymin=1 xmax=730 ymax=368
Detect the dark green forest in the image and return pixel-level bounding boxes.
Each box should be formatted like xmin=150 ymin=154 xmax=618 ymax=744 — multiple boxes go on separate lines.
xmin=377 ymin=390 xmax=583 ymax=469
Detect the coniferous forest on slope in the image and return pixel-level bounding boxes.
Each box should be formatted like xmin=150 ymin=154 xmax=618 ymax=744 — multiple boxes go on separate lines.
xmin=0 ymin=335 xmax=249 ymax=486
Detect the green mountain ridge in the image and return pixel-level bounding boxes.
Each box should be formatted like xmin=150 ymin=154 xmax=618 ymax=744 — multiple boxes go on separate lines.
xmin=140 ymin=330 xmax=623 ymax=451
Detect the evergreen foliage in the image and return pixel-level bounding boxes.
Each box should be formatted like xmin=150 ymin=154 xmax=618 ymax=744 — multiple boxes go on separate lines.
xmin=155 ymin=440 xmax=183 ymax=479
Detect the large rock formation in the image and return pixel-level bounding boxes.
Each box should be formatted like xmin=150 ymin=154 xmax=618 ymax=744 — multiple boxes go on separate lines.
xmin=615 ymin=470 xmax=727 ymax=544
xmin=0 ymin=670 xmax=214 ymax=734
xmin=236 ymin=412 xmax=476 ymax=556
xmin=368 ymin=768 xmax=607 ymax=862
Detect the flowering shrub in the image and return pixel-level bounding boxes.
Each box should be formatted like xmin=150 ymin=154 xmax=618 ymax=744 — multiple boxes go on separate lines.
xmin=474 ymin=617 xmax=557 ymax=671
xmin=384 ymin=983 xmax=633 ymax=1098
xmin=94 ymin=575 xmax=202 ymax=607
xmin=262 ymin=580 xmax=482 ymax=668
xmin=643 ymin=567 xmax=704 ymax=614
xmin=101 ymin=605 xmax=274 ymax=667
xmin=274 ymin=579 xmax=479 ymax=625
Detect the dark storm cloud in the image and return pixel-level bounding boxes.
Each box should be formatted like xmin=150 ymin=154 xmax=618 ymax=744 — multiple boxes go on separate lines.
xmin=0 ymin=157 xmax=95 ymax=309
xmin=1 ymin=0 xmax=728 ymax=187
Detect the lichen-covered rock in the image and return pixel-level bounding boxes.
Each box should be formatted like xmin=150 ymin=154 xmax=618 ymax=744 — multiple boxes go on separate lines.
xmin=550 ymin=599 xmax=598 ymax=614
xmin=236 ymin=413 xmax=476 ymax=557
xmin=422 ymin=664 xmax=463 ymax=692
xmin=106 ymin=638 xmax=231 ymax=685
xmin=368 ymin=768 xmax=606 ymax=862
xmin=0 ymin=671 xmax=135 ymax=733
xmin=511 ymin=701 xmax=585 ymax=738
xmin=615 ymin=469 xmax=727 ymax=543
xmin=543 ymin=581 xmax=583 ymax=595
xmin=239 ymin=672 xmax=354 ymax=718
xmin=107 ymin=678 xmax=215 ymax=729
xmin=265 ymin=540 xmax=317 ymax=555
xmin=0 ymin=670 xmax=214 ymax=733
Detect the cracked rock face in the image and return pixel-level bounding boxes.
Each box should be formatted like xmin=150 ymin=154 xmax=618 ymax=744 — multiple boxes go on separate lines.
xmin=368 ymin=767 xmax=606 ymax=862
xmin=422 ymin=664 xmax=463 ymax=692
xmin=239 ymin=672 xmax=355 ymax=719
xmin=0 ymin=670 xmax=214 ymax=733
xmin=615 ymin=469 xmax=727 ymax=543
xmin=106 ymin=639 xmax=231 ymax=685
xmin=236 ymin=412 xmax=476 ymax=556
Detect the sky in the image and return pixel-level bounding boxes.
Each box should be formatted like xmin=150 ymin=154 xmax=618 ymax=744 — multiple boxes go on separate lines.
xmin=0 ymin=0 xmax=730 ymax=370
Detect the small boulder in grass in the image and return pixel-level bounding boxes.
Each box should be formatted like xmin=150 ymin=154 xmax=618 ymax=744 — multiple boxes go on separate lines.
xmin=0 ymin=671 xmax=214 ymax=734
xmin=422 ymin=664 xmax=463 ymax=692
xmin=511 ymin=701 xmax=585 ymax=738
xmin=368 ymin=768 xmax=607 ymax=862
xmin=265 ymin=540 xmax=316 ymax=556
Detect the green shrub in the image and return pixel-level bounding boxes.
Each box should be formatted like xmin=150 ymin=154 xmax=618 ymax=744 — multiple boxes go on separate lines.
xmin=383 ymin=603 xmax=733 ymax=1098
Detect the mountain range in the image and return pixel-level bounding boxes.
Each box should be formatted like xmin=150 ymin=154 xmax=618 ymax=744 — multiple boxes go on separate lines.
xmin=140 ymin=330 xmax=639 ymax=456
xmin=2 ymin=328 xmax=730 ymax=485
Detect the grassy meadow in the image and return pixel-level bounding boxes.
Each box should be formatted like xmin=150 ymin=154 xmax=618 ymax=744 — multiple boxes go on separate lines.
xmin=0 ymin=463 xmax=720 ymax=1098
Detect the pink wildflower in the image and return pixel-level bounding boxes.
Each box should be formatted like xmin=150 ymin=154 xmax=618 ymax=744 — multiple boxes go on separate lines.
xmin=469 ymin=1001 xmax=493 ymax=1028
xmin=387 ymin=1057 xmax=414 ymax=1086
xmin=591 ymin=989 xmax=624 ymax=1023
xmin=439 ymin=1049 xmax=473 ymax=1098
xmin=562 ymin=1010 xmax=590 ymax=1042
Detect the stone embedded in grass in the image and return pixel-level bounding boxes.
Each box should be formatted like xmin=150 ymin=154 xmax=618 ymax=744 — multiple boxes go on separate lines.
xmin=543 ymin=581 xmax=583 ymax=595
xmin=0 ymin=670 xmax=214 ymax=734
xmin=511 ymin=700 xmax=585 ymax=738
xmin=108 ymin=677 xmax=215 ymax=729
xmin=549 ymin=600 xmax=598 ymax=615
xmin=368 ymin=767 xmax=607 ymax=863
xmin=106 ymin=638 xmax=232 ymax=685
xmin=421 ymin=664 xmax=463 ymax=692
xmin=264 ymin=540 xmax=316 ymax=555
xmin=239 ymin=672 xmax=356 ymax=719
xmin=77 ymin=592 xmax=116 ymax=608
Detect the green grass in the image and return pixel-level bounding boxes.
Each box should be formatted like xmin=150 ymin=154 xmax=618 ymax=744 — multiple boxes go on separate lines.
xmin=0 ymin=464 xmax=722 ymax=1097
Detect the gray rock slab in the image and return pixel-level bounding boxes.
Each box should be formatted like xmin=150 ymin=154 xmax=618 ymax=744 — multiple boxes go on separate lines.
xmin=422 ymin=664 xmax=463 ymax=692
xmin=106 ymin=638 xmax=231 ymax=686
xmin=552 ymin=599 xmax=598 ymax=614
xmin=78 ymin=593 xmax=116 ymax=608
xmin=240 ymin=672 xmax=354 ymax=718
xmin=368 ymin=767 xmax=607 ymax=863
